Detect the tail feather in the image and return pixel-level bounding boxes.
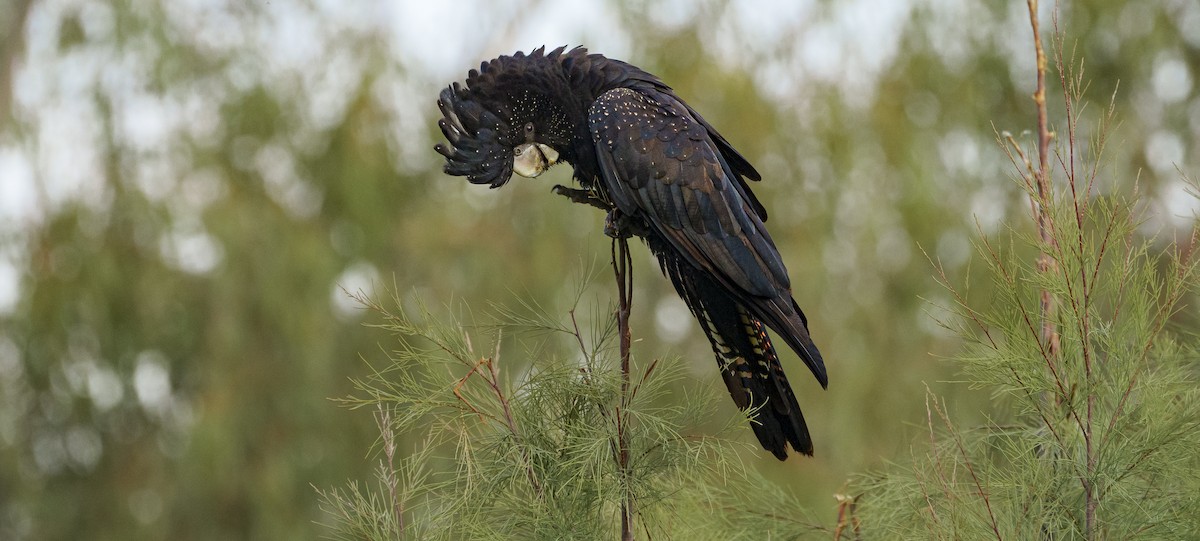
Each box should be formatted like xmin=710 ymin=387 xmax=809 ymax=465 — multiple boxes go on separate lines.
xmin=664 ymin=256 xmax=814 ymax=459
xmin=710 ymin=302 xmax=813 ymax=458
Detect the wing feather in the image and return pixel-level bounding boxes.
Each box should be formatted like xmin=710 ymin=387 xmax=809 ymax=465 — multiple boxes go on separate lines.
xmin=588 ymin=87 xmax=827 ymax=387
xmin=588 ymin=87 xmax=787 ymax=299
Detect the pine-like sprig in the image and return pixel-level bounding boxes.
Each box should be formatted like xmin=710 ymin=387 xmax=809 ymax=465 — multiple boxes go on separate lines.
xmin=318 ymin=280 xmax=827 ymax=540
xmin=853 ymin=5 xmax=1200 ymax=539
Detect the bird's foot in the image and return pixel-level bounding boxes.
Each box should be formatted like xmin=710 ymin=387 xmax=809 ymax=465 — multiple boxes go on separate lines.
xmin=549 ymin=185 xmax=647 ymax=238
xmin=551 ymin=185 xmax=610 ymax=211
xmin=604 ymin=209 xmax=649 ymax=239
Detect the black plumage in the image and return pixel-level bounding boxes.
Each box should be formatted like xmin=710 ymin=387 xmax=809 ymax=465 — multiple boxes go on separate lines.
xmin=434 ymin=46 xmax=826 ymax=459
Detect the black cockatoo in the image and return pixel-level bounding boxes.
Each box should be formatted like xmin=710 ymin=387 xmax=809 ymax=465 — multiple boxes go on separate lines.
xmin=434 ymin=46 xmax=826 ymax=459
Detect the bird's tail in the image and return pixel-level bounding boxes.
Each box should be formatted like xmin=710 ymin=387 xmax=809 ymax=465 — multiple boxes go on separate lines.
xmin=667 ymin=266 xmax=813 ymax=459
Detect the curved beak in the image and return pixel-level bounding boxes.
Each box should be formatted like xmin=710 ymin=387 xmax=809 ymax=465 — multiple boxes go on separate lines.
xmin=512 ymin=143 xmax=559 ymax=178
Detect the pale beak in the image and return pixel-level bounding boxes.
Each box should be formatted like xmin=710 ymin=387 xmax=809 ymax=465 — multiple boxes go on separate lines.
xmin=512 ymin=143 xmax=559 ymax=178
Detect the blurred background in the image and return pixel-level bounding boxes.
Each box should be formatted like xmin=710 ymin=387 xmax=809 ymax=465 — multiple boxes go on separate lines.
xmin=0 ymin=0 xmax=1197 ymax=539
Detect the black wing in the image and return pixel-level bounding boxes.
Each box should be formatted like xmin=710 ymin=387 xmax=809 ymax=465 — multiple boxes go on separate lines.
xmin=587 ymin=87 xmax=826 ymax=386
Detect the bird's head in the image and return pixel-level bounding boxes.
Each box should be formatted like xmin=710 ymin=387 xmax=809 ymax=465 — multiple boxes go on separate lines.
xmin=511 ymin=125 xmax=560 ymax=179
xmin=434 ymin=47 xmax=583 ymax=188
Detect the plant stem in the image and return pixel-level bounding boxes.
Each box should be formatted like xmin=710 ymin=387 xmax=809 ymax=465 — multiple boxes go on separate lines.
xmin=612 ymin=237 xmax=635 ymax=541
xmin=1027 ymin=2 xmax=1094 ymax=538
xmin=1026 ymin=0 xmax=1061 ymax=360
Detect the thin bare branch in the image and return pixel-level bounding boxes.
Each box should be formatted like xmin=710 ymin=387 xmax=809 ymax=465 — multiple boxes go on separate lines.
xmin=613 ymin=236 xmax=636 ymax=541
xmin=1026 ymin=0 xmax=1062 ymax=363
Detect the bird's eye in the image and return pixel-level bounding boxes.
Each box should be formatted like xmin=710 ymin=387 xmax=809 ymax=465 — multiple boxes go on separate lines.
xmin=524 ymin=122 xmax=534 ymax=134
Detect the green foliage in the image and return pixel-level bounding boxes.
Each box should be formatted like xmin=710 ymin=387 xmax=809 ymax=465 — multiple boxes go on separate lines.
xmin=3 ymin=1 xmax=1199 ymax=539
xmin=854 ymin=59 xmax=1200 ymax=539
xmin=318 ymin=286 xmax=827 ymax=540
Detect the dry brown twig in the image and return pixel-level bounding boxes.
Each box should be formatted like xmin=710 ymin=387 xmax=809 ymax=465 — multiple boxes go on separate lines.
xmin=1026 ymin=0 xmax=1062 ymax=361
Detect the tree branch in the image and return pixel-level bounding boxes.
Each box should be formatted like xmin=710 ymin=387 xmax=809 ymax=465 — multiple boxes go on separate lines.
xmin=612 ymin=236 xmax=636 ymax=541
